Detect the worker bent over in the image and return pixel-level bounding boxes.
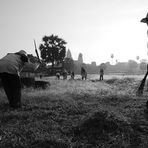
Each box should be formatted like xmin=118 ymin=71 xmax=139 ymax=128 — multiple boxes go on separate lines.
xmin=0 ymin=50 xmax=39 ymax=109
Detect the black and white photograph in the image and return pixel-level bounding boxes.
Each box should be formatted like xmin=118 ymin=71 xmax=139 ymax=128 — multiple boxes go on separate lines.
xmin=0 ymin=0 xmax=148 ymax=147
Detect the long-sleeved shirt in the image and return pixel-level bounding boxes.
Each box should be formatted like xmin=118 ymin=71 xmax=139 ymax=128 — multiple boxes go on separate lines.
xmin=0 ymin=53 xmax=39 ymax=76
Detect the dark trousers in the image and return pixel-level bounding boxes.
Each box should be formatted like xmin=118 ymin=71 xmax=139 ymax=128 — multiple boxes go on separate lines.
xmin=100 ymin=74 xmax=103 ymax=81
xmin=0 ymin=73 xmax=21 ymax=108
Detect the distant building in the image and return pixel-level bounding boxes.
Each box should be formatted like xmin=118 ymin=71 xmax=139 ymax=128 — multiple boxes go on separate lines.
xmin=91 ymin=61 xmax=96 ymax=67
xmin=78 ymin=53 xmax=83 ymax=64
xmin=66 ymin=49 xmax=73 ymax=59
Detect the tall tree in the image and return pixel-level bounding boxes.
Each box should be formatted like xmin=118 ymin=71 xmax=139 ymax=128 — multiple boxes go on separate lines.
xmin=39 ymin=34 xmax=66 ymax=67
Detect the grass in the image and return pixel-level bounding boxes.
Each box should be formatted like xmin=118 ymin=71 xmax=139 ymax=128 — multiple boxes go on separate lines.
xmin=0 ymin=76 xmax=148 ymax=147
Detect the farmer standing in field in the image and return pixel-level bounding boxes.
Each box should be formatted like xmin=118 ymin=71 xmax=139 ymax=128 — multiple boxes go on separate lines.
xmin=0 ymin=50 xmax=39 ymax=109
xmin=81 ymin=67 xmax=87 ymax=80
xmin=71 ymin=71 xmax=75 ymax=79
xmin=63 ymin=69 xmax=68 ymax=80
xmin=100 ymin=68 xmax=104 ymax=81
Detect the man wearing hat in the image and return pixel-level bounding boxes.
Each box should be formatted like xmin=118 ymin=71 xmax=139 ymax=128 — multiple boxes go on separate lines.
xmin=0 ymin=50 xmax=39 ymax=108
xmin=141 ymin=13 xmax=148 ymax=26
xmin=81 ymin=67 xmax=87 ymax=80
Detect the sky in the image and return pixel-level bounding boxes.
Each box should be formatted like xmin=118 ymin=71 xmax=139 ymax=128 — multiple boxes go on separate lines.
xmin=0 ymin=0 xmax=148 ymax=65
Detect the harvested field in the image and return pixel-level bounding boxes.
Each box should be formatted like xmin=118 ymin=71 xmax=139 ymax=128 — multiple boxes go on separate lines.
xmin=0 ymin=76 xmax=148 ymax=148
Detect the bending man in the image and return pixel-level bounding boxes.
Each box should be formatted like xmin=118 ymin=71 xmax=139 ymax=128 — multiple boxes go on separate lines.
xmin=0 ymin=50 xmax=39 ymax=108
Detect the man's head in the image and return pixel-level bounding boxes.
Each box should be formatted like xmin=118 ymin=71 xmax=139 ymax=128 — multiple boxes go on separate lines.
xmin=15 ymin=50 xmax=28 ymax=62
xmin=17 ymin=50 xmax=27 ymax=56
